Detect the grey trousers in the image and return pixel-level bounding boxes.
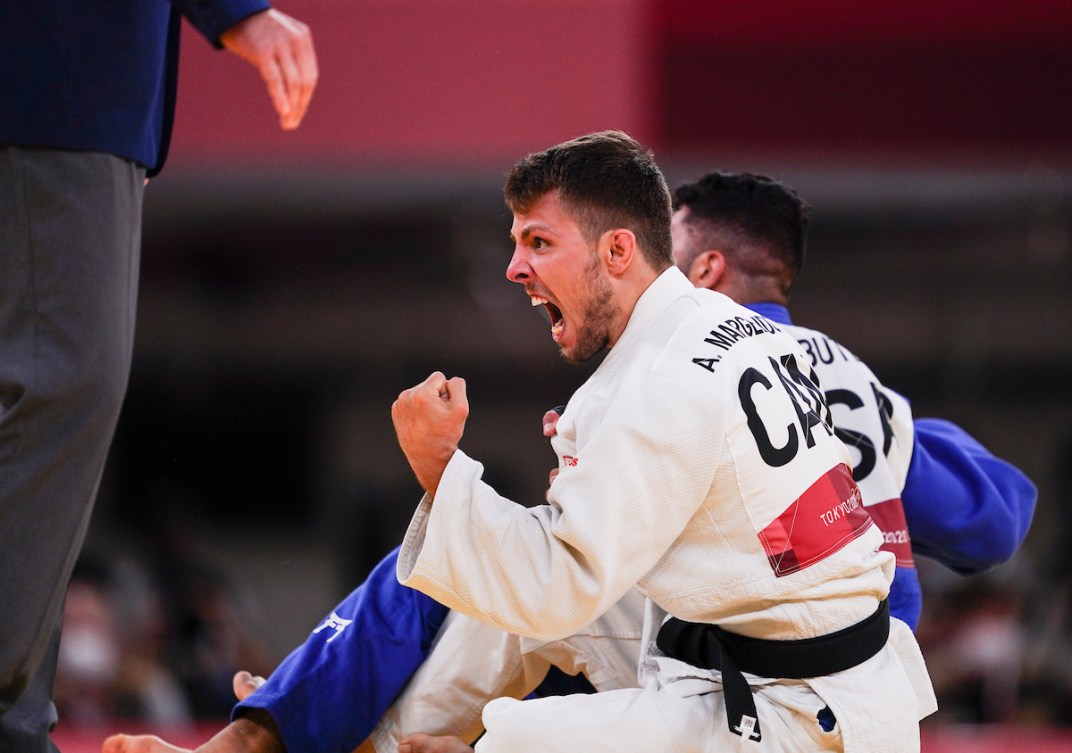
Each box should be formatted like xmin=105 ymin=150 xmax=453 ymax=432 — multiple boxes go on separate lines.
xmin=0 ymin=146 xmax=143 ymax=751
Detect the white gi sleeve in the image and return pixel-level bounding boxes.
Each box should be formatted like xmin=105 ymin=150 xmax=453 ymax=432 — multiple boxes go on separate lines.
xmin=396 ymin=366 xmax=724 ymax=641
xmin=369 ymin=590 xmax=647 ymax=753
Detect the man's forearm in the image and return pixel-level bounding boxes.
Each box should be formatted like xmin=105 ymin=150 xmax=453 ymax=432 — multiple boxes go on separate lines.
xmin=205 ymin=712 xmax=286 ymax=753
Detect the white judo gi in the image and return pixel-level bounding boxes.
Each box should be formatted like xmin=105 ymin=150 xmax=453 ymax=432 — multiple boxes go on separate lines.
xmin=395 ymin=268 xmax=936 ymax=752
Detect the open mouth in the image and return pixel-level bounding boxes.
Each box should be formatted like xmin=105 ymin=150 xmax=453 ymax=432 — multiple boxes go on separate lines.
xmin=530 ymin=294 xmax=564 ymax=341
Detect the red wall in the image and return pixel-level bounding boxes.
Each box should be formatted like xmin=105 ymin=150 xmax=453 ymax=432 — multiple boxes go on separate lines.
xmin=168 ymin=0 xmax=654 ymax=171
xmin=654 ymin=0 xmax=1072 ymax=160
xmin=166 ymin=0 xmax=1072 ymax=171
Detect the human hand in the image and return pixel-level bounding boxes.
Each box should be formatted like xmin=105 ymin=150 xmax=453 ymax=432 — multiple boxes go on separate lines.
xmin=392 ymin=372 xmax=469 ymax=498
xmin=398 ymin=733 xmax=474 ymax=753
xmin=102 ymin=734 xmax=190 ymax=753
xmin=220 ymin=8 xmax=318 ymax=130
xmin=543 ymin=406 xmax=563 ymax=499
xmin=542 ymin=406 xmax=564 ymax=438
xmin=103 ymin=716 xmax=283 ymax=753
xmin=233 ymin=670 xmax=266 ymax=701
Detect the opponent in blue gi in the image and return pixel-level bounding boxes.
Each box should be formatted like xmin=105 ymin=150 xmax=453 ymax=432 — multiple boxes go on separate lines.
xmin=104 ymin=171 xmax=1035 ymax=753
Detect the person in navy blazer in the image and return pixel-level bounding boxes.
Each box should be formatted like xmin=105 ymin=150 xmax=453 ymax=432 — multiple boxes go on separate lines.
xmin=0 ymin=3 xmax=316 ymax=751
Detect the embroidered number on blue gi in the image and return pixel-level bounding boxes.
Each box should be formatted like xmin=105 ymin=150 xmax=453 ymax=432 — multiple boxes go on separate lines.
xmin=739 ymin=353 xmax=834 ymax=468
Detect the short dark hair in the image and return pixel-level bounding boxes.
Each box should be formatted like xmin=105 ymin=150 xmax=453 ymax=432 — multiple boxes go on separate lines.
xmin=504 ymin=130 xmax=673 ymax=269
xmin=672 ymin=172 xmax=809 ymax=291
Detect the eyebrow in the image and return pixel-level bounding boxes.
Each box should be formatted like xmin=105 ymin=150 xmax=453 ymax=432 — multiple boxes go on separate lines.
xmin=510 ymin=222 xmax=553 ymax=243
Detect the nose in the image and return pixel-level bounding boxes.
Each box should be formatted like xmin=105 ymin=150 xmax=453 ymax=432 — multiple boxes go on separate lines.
xmin=505 ymin=246 xmax=530 ymax=283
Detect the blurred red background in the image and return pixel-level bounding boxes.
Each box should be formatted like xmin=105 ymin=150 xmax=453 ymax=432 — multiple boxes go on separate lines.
xmin=167 ymin=0 xmax=1072 ymax=170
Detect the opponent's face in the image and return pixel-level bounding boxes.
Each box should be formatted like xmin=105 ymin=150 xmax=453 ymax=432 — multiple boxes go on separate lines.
xmin=507 ymin=191 xmax=615 ymax=363
xmin=670 ymin=207 xmax=703 ymax=283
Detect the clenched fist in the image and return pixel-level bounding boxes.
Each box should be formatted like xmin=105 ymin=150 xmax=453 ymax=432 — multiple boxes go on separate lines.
xmin=392 ymin=372 xmax=469 ymax=498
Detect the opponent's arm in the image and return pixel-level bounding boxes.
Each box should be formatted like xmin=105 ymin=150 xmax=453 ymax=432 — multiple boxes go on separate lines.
xmin=102 ymin=713 xmax=282 ymax=753
xmin=232 ymin=546 xmax=449 ymax=753
xmin=104 ymin=548 xmax=450 ymax=753
xmin=369 ymin=590 xmax=646 ymax=753
xmin=902 ymin=418 xmax=1037 ymax=574
xmin=369 ymin=612 xmax=536 ymax=752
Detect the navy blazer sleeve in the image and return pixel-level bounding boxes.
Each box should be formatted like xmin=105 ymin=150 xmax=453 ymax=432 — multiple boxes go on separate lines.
xmin=0 ymin=0 xmax=271 ymax=175
xmin=174 ymin=0 xmax=270 ymax=48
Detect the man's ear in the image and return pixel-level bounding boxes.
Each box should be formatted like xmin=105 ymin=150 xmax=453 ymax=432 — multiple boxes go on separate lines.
xmin=604 ymin=229 xmax=637 ymax=275
xmin=690 ymin=250 xmax=728 ymax=290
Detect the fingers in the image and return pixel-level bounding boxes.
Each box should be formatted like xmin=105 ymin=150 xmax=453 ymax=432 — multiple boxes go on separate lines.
xmin=542 ymin=409 xmax=562 ymax=437
xmin=543 ymin=405 xmax=564 ymax=499
xmin=444 ymin=376 xmax=468 ymax=408
xmin=261 ymin=56 xmax=292 ymax=128
xmin=102 ymin=734 xmax=190 ymax=753
xmin=269 ymin=12 xmax=317 ymax=130
xmin=425 ymin=370 xmax=449 ymax=399
xmin=398 ymin=733 xmax=474 ymax=753
xmin=221 ymin=9 xmax=318 ymax=130
xmin=545 ymin=467 xmax=560 ymax=501
xmin=392 ymin=373 xmax=469 ymax=496
xmin=391 ymin=372 xmax=469 ymax=437
xmin=233 ymin=669 xmax=266 ymax=701
xmin=425 ymin=371 xmax=462 ymax=402
xmin=396 ymin=372 xmax=467 ymax=411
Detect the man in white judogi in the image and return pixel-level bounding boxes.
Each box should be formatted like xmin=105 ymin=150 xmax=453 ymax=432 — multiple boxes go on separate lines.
xmin=390 ymin=131 xmax=935 ymax=753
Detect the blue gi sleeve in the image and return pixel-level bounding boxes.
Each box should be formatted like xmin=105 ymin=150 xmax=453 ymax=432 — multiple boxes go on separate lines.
xmin=233 ymin=546 xmax=450 ymax=753
xmin=902 ymin=418 xmax=1037 ymax=575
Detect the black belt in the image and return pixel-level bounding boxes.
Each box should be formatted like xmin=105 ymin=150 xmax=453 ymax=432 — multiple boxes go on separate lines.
xmin=655 ymin=599 xmax=889 ymax=743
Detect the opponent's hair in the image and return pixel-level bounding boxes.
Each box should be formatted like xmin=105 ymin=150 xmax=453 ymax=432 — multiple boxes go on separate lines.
xmin=504 ymin=130 xmax=673 ymax=269
xmin=672 ymin=171 xmax=809 ymax=295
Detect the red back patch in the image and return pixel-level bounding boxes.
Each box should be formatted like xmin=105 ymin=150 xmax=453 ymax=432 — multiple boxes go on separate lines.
xmin=865 ymin=497 xmax=914 ymax=568
xmin=759 ymin=463 xmax=873 ymax=576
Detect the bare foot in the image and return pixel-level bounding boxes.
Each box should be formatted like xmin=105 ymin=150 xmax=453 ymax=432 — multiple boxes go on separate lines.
xmin=102 ymin=734 xmax=191 ymax=753
xmin=398 ymin=733 xmax=474 ymax=753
